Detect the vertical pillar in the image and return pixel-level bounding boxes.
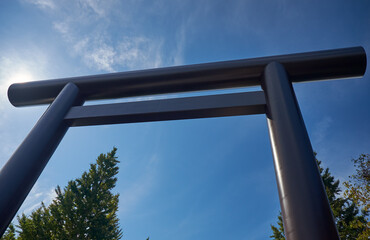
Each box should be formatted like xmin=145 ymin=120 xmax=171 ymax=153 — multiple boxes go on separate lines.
xmin=0 ymin=83 xmax=82 ymax=236
xmin=262 ymin=62 xmax=339 ymax=240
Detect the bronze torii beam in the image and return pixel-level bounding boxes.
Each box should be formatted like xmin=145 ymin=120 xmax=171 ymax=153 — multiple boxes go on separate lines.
xmin=0 ymin=47 xmax=366 ymax=240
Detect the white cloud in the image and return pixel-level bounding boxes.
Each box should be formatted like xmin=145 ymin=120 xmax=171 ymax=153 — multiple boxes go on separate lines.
xmin=85 ymin=43 xmax=116 ymax=71
xmin=83 ymin=0 xmax=107 ymax=17
xmin=53 ymin=21 xmax=70 ymax=37
xmin=20 ymin=183 xmax=57 ymax=215
xmin=312 ymin=116 xmax=333 ymax=147
xmin=73 ymin=38 xmax=90 ymax=53
xmin=24 ymin=0 xmax=179 ymax=72
xmin=10 ymin=180 xmax=57 ymax=217
xmin=25 ymin=0 xmax=56 ymax=10
xmin=116 ymin=37 xmax=163 ymax=70
xmin=69 ymin=35 xmax=164 ymax=72
xmin=172 ymin=28 xmax=186 ymax=66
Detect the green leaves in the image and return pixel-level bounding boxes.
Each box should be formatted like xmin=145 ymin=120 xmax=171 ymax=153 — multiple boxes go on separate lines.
xmin=270 ymin=214 xmax=284 ymax=240
xmin=343 ymin=154 xmax=370 ymax=239
xmin=0 ymin=224 xmax=16 ymax=240
xmin=344 ymin=154 xmax=370 ymax=211
xmin=2 ymin=148 xmax=123 ymax=240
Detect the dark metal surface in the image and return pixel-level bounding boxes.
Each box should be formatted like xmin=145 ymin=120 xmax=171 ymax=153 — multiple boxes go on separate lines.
xmin=65 ymin=91 xmax=266 ymax=126
xmin=8 ymin=47 xmax=366 ymax=107
xmin=0 ymin=83 xmax=82 ymax=236
xmin=263 ymin=62 xmax=339 ymax=240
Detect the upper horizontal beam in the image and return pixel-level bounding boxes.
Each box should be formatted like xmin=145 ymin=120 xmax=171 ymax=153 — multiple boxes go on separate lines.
xmin=8 ymin=47 xmax=366 ymax=107
xmin=65 ymin=91 xmax=266 ymax=126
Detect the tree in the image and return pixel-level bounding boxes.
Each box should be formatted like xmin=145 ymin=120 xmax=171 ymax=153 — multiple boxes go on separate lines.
xmin=270 ymin=215 xmax=284 ymax=240
xmin=0 ymin=224 xmax=16 ymax=240
xmin=270 ymin=157 xmax=369 ymax=240
xmin=1 ymin=148 xmax=122 ymax=240
xmin=343 ymin=154 xmax=370 ymax=239
xmin=344 ymin=154 xmax=370 ymax=211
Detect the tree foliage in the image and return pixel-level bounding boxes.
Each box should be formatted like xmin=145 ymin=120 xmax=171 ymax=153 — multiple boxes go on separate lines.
xmin=270 ymin=156 xmax=369 ymax=240
xmin=0 ymin=224 xmax=16 ymax=240
xmin=343 ymin=154 xmax=370 ymax=239
xmin=1 ymin=148 xmax=122 ymax=240
xmin=344 ymin=154 xmax=370 ymax=211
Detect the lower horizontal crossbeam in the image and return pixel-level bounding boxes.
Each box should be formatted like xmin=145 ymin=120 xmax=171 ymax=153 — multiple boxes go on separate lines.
xmin=65 ymin=91 xmax=266 ymax=126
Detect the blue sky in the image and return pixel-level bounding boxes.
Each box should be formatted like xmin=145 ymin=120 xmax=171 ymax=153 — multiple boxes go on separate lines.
xmin=0 ymin=0 xmax=370 ymax=239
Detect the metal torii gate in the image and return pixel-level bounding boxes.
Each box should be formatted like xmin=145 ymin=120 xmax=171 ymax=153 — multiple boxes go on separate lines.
xmin=0 ymin=47 xmax=366 ymax=239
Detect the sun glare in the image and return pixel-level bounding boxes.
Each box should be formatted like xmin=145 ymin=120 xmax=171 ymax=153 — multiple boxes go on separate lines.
xmin=8 ymin=70 xmax=34 ymax=84
xmin=0 ymin=69 xmax=36 ymax=99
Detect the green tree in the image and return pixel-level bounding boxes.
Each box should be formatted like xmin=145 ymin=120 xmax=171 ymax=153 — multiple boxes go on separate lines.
xmin=270 ymin=215 xmax=284 ymax=240
xmin=343 ymin=154 xmax=370 ymax=239
xmin=270 ymin=157 xmax=369 ymax=239
xmin=0 ymin=224 xmax=16 ymax=240
xmin=344 ymin=154 xmax=370 ymax=211
xmin=2 ymin=148 xmax=123 ymax=240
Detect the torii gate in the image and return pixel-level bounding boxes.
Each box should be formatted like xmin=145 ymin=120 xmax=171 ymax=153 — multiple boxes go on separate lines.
xmin=0 ymin=47 xmax=366 ymax=240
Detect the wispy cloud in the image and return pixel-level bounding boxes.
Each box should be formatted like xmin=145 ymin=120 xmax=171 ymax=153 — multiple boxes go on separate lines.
xmin=118 ymin=154 xmax=159 ymax=216
xmin=312 ymin=116 xmax=333 ymax=147
xmin=52 ymin=21 xmax=70 ymax=38
xmin=77 ymin=39 xmax=116 ymax=72
xmin=20 ymin=183 xmax=57 ymax=215
xmin=24 ymin=0 xmax=56 ymax=10
xmin=25 ymin=0 xmax=172 ymax=72
xmin=69 ymin=34 xmax=164 ymax=72
xmin=116 ymin=37 xmax=163 ymax=69
xmin=82 ymin=0 xmax=107 ymax=17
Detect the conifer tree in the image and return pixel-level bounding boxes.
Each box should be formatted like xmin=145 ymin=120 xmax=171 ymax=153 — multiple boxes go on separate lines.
xmin=2 ymin=148 xmax=122 ymax=240
xmin=0 ymin=224 xmax=16 ymax=240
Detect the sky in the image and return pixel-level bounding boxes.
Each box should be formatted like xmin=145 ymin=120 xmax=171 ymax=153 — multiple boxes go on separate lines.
xmin=0 ymin=0 xmax=370 ymax=239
